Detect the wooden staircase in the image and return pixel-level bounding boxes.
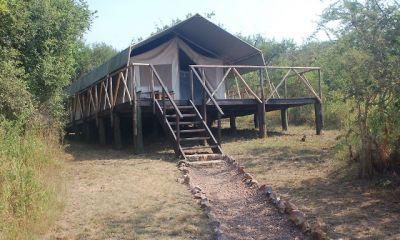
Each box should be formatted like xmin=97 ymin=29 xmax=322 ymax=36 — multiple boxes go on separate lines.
xmin=154 ymin=99 xmax=223 ymax=159
xmin=147 ymin=64 xmax=224 ymax=160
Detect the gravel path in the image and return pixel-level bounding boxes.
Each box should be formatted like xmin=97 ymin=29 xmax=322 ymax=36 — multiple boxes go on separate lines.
xmin=189 ymin=163 xmax=304 ymax=240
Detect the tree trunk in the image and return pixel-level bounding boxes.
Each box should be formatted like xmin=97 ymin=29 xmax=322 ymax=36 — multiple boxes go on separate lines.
xmin=357 ymin=102 xmax=373 ymax=178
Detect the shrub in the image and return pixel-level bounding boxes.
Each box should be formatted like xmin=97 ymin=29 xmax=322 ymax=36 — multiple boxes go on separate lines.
xmin=0 ymin=115 xmax=64 ymax=239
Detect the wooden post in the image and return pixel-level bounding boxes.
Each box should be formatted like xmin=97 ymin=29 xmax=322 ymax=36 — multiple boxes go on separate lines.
xmin=202 ymin=68 xmax=207 ymax=122
xmin=314 ymin=102 xmax=323 ymax=135
xmin=151 ymin=69 xmax=155 ymax=114
xmin=98 ymin=118 xmax=106 ymax=145
xmin=133 ymin=105 xmax=144 ymax=153
xmin=230 ymin=116 xmax=237 ymax=133
xmin=259 ymin=68 xmax=266 ymax=138
xmin=253 ymin=113 xmax=259 ymax=129
xmin=318 ymin=69 xmax=322 ymax=99
xmin=201 ymin=68 xmax=207 ymax=146
xmin=113 ymin=113 xmax=122 ymax=149
xmin=131 ymin=64 xmax=143 ymax=153
xmin=83 ymin=122 xmax=90 ymax=143
xmin=190 ymin=69 xmax=194 ymax=101
xmin=176 ymin=114 xmax=180 ymax=156
xmin=109 ymin=76 xmax=114 ymax=127
xmin=162 ymin=89 xmax=166 ymax=117
xmin=284 ymin=73 xmax=288 ymax=99
xmin=282 ymin=72 xmax=288 ymax=132
xmin=217 ymin=111 xmax=222 ymax=144
xmin=281 ymin=109 xmax=288 ymax=131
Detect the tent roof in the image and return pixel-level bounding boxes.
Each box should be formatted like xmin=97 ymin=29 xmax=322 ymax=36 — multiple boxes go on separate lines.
xmin=68 ymin=14 xmax=265 ymax=95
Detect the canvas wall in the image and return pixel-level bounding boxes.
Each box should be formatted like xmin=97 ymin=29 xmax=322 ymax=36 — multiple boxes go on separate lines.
xmin=129 ymin=37 xmax=226 ymax=99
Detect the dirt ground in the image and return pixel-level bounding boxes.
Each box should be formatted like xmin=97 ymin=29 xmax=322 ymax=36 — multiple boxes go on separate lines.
xmin=222 ymin=126 xmax=400 ymax=240
xmin=44 ymin=142 xmax=212 ymax=240
xmin=189 ymin=163 xmax=303 ymax=240
xmin=44 ymin=124 xmax=400 ymax=239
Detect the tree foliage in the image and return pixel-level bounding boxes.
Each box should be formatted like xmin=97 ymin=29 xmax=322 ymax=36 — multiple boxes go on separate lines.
xmin=0 ymin=1 xmax=93 ymax=237
xmin=0 ymin=0 xmax=92 ymax=120
xmin=0 ymin=47 xmax=34 ymax=120
xmin=318 ymin=0 xmax=400 ymax=177
xmin=73 ymin=42 xmax=118 ymax=81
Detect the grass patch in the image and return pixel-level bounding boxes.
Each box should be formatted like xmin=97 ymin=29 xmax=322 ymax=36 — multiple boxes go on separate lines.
xmin=0 ymin=117 xmax=65 ymax=239
xmin=221 ymin=125 xmax=400 ymax=239
xmin=45 ymin=142 xmax=212 ymax=239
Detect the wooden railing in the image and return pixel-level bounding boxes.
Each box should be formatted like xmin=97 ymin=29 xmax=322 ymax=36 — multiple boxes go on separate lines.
xmin=189 ymin=100 xmax=223 ymax=152
xmin=189 ymin=66 xmax=224 ymax=115
xmin=69 ymin=63 xmax=183 ymax=123
xmin=189 ymin=66 xmax=225 ymax=139
xmin=189 ymin=65 xmax=322 ymax=104
xmin=69 ymin=64 xmax=321 ymax=126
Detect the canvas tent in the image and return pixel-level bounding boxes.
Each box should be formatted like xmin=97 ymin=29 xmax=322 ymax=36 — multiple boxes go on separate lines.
xmin=131 ymin=37 xmax=225 ymax=99
xmin=68 ymin=14 xmax=265 ymax=100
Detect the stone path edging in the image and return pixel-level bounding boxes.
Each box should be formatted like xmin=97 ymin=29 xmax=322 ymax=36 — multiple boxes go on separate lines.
xmin=176 ymin=155 xmax=328 ymax=240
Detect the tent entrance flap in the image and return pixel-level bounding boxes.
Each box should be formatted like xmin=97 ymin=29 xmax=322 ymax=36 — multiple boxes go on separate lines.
xmin=179 ymin=49 xmax=202 ymax=103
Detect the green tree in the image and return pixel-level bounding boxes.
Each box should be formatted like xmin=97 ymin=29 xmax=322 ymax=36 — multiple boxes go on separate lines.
xmin=73 ymin=42 xmax=118 ymax=81
xmin=0 ymin=0 xmax=92 ymax=120
xmin=318 ymin=0 xmax=400 ymax=177
xmin=0 ymin=47 xmax=33 ymax=120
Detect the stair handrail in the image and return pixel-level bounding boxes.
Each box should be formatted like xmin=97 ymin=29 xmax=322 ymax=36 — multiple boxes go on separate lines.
xmin=154 ymin=99 xmax=177 ymax=140
xmin=189 ymin=66 xmax=224 ymax=116
xmin=130 ymin=62 xmax=183 ymax=119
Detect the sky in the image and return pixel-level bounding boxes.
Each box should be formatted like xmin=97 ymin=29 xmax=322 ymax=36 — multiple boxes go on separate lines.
xmin=84 ymin=0 xmax=330 ymax=50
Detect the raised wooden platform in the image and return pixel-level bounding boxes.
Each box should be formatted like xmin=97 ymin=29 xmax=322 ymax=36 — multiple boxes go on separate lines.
xmin=66 ymin=64 xmax=323 ymax=155
xmin=67 ymin=97 xmax=319 ymax=125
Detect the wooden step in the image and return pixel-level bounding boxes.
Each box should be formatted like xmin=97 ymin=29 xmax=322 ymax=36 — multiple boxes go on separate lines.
xmin=186 ymin=153 xmax=224 ymax=161
xmin=175 ymin=129 xmax=205 ymax=134
xmin=187 ymin=160 xmax=226 ymax=167
xmin=166 ymin=105 xmax=193 ymax=109
xmin=181 ymin=137 xmax=210 ymax=141
xmin=178 ymin=106 xmax=194 ymax=109
xmin=166 ymin=114 xmax=196 ymax=118
xmin=169 ymin=121 xmax=201 ymax=125
xmin=181 ymin=145 xmax=218 ymax=150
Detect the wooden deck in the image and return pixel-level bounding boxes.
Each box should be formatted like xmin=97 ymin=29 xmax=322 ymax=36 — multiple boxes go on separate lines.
xmin=68 ymin=97 xmax=319 ymax=122
xmin=66 ymin=64 xmax=323 ymax=157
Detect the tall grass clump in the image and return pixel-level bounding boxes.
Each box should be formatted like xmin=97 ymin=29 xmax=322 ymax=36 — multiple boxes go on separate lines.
xmin=0 ymin=115 xmax=64 ymax=239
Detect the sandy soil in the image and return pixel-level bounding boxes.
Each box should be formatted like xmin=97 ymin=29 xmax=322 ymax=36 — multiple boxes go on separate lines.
xmin=189 ymin=163 xmax=304 ymax=240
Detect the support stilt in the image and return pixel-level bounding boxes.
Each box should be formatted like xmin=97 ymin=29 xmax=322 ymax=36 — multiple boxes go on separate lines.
xmin=217 ymin=112 xmax=221 ymax=144
xmin=98 ymin=118 xmax=106 ymax=145
xmin=314 ymin=102 xmax=323 ymax=135
xmin=258 ymin=104 xmax=266 ymax=138
xmin=253 ymin=113 xmax=259 ymax=129
xmin=113 ymin=113 xmax=122 ymax=149
xmin=281 ymin=108 xmax=288 ymax=131
xmin=133 ymin=106 xmax=144 ymax=153
xmin=83 ymin=122 xmax=90 ymax=143
xmin=230 ymin=116 xmax=237 ymax=133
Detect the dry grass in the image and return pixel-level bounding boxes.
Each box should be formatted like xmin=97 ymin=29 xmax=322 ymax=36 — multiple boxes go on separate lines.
xmin=221 ymin=124 xmax=400 ymax=240
xmin=0 ymin=120 xmax=65 ymax=240
xmin=45 ymin=142 xmax=212 ymax=240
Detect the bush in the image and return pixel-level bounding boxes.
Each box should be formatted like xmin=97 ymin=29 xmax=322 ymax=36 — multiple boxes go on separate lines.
xmin=0 ymin=115 xmax=64 ymax=239
xmin=0 ymin=48 xmax=34 ymax=121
